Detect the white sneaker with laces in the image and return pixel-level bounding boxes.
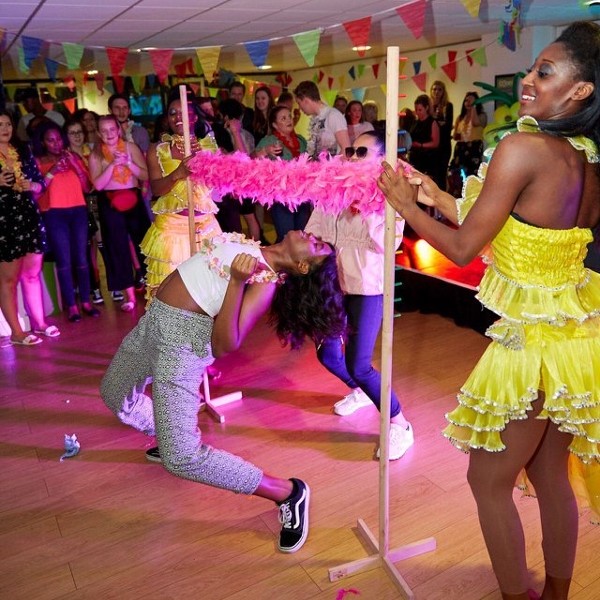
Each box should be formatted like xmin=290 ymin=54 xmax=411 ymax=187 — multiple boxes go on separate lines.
xmin=377 ymin=423 xmax=414 ymax=460
xmin=333 ymin=388 xmax=372 ymax=416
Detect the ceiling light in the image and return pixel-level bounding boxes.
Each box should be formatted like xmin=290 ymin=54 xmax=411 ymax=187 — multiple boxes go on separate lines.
xmin=352 ymin=45 xmax=371 ymax=52
xmin=258 ymin=64 xmax=272 ymax=70
xmin=86 ymin=70 xmax=98 ymax=76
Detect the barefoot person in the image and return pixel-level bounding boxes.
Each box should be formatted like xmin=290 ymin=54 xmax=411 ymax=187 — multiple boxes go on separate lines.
xmin=101 ymin=230 xmax=345 ymax=553
xmin=379 ymin=22 xmax=600 ymax=599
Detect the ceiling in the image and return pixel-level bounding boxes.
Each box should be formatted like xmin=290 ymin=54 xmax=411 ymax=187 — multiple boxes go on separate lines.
xmin=1 ymin=0 xmax=598 ymax=82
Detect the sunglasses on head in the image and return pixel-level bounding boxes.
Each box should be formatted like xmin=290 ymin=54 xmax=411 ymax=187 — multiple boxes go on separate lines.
xmin=345 ymin=146 xmax=368 ymax=159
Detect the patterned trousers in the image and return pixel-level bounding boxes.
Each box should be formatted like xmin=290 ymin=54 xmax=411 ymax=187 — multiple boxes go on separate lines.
xmin=101 ymin=299 xmax=263 ymax=494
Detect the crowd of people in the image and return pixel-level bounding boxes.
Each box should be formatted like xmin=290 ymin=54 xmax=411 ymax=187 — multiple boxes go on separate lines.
xmin=1 ymin=20 xmax=599 ymax=597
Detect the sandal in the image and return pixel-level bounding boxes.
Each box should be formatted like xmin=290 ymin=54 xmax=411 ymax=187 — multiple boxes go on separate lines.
xmin=34 ymin=325 xmax=61 ymax=338
xmin=121 ymin=301 xmax=136 ymax=312
xmin=10 ymin=334 xmax=43 ymax=346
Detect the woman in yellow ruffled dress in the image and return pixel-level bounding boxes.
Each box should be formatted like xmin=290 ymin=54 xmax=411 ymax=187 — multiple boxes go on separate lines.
xmin=379 ymin=21 xmax=600 ymax=600
xmin=141 ymin=94 xmax=221 ymax=305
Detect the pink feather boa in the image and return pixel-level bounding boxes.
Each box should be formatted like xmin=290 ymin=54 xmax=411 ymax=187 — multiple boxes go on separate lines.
xmin=189 ymin=151 xmax=400 ymax=215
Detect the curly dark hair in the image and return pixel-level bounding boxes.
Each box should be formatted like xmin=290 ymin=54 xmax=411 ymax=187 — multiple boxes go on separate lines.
xmin=538 ymin=21 xmax=600 ymax=152
xmin=269 ymin=251 xmax=346 ymax=350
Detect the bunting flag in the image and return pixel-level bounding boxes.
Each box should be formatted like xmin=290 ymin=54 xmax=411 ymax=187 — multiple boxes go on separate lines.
xmin=63 ymin=98 xmax=76 ymax=114
xmin=106 ymin=47 xmax=129 ymax=79
xmin=441 ymin=61 xmax=457 ymax=82
xmin=399 ymin=58 xmax=407 ymax=76
xmin=292 ymin=29 xmax=320 ymax=67
xmin=448 ymin=50 xmax=457 ymax=63
xmin=327 ymin=76 xmax=334 ymax=90
xmin=185 ymin=57 xmax=195 ymax=75
xmin=499 ymin=0 xmax=522 ymax=51
xmin=342 ymin=16 xmax=372 ymax=56
xmin=64 ymin=75 xmax=76 ymax=91
xmin=131 ymin=75 xmax=145 ymax=94
xmin=45 ymin=58 xmax=59 ymax=81
xmin=62 ymin=42 xmax=84 ymax=70
xmin=357 ymin=64 xmax=365 ymax=78
xmin=348 ymin=66 xmax=356 ymax=81
xmin=470 ymin=46 xmax=488 ymax=66
xmin=379 ymin=84 xmax=387 ymax=96
xmin=465 ymin=48 xmax=476 ymax=66
xmin=174 ymin=60 xmax=187 ymax=79
xmin=149 ymin=48 xmax=173 ymax=84
xmin=412 ymin=72 xmax=427 ymax=92
xmin=459 ymin=0 xmax=482 ymax=18
xmin=196 ymin=46 xmax=221 ymax=79
xmin=208 ymin=87 xmax=219 ymax=98
xmin=413 ymin=61 xmax=422 ymax=75
xmin=427 ymin=53 xmax=437 ymax=69
xmin=351 ymin=88 xmax=366 ymax=102
xmin=22 ymin=36 xmax=43 ymax=68
xmin=17 ymin=47 xmax=30 ymax=74
xmin=244 ymin=40 xmax=270 ymax=68
xmin=189 ymin=83 xmax=200 ymax=96
xmin=397 ymin=0 xmax=427 ymax=39
xmin=323 ymin=90 xmax=337 ymax=106
xmin=318 ymin=70 xmax=325 ymax=83
xmin=95 ymin=71 xmax=105 ymax=95
xmin=338 ymin=75 xmax=346 ymax=89
xmin=147 ymin=74 xmax=157 ymax=89
xmin=371 ymin=63 xmax=380 ymax=79
xmin=113 ymin=75 xmax=125 ymax=94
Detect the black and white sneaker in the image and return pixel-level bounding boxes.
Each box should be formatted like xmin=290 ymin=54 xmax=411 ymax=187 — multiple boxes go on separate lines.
xmin=145 ymin=447 xmax=162 ymax=463
xmin=112 ymin=291 xmax=124 ymax=302
xmin=277 ymin=478 xmax=310 ymax=553
xmin=91 ymin=289 xmax=104 ymax=304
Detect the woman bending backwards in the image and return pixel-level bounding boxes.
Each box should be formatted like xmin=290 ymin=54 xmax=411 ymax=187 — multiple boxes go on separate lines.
xmin=379 ymin=21 xmax=600 ymax=600
xmin=101 ymin=230 xmax=345 ymax=554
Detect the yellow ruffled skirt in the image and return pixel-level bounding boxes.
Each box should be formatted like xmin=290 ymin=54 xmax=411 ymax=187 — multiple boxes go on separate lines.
xmin=443 ymin=316 xmax=600 ymax=519
xmin=140 ymin=212 xmax=222 ymax=304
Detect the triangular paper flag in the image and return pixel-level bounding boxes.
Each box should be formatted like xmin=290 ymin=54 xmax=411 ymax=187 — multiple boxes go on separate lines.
xmin=465 ymin=49 xmax=475 ymax=66
xmin=357 ymin=64 xmax=365 ymax=78
xmin=112 ymin=74 xmax=125 ymax=94
xmin=427 ymin=53 xmax=437 ymax=69
xmin=338 ymin=75 xmax=346 ymax=89
xmin=292 ymin=30 xmax=320 ymax=67
xmin=399 ymin=59 xmax=407 ymax=76
xmin=441 ymin=62 xmax=457 ymax=82
xmin=380 ymin=84 xmax=387 ymax=96
xmin=106 ymin=47 xmax=128 ymax=78
xmin=22 ymin=36 xmax=43 ymax=68
xmin=413 ymin=61 xmax=422 ymax=75
xmin=351 ymin=88 xmax=366 ymax=102
xmin=244 ymin=40 xmax=270 ymax=68
xmin=312 ymin=73 xmax=319 ymax=83
xmin=318 ymin=70 xmax=325 ymax=83
xmin=208 ymin=87 xmax=218 ymax=98
xmin=63 ymin=98 xmax=76 ymax=114
xmin=470 ymin=46 xmax=487 ymax=67
xmin=62 ymin=42 xmax=84 ymax=70
xmin=45 ymin=58 xmax=59 ymax=81
xmin=328 ymin=76 xmax=334 ymax=90
xmin=174 ymin=61 xmax=187 ymax=79
xmin=342 ymin=17 xmax=372 ymax=56
xmin=348 ymin=66 xmax=356 ymax=81
xmin=185 ymin=57 xmax=195 ymax=75
xmin=323 ymin=90 xmax=337 ymax=106
xmin=397 ymin=0 xmax=427 ymax=39
xmin=130 ymin=75 xmax=145 ymax=94
xmin=149 ymin=48 xmax=173 ymax=84
xmin=459 ymin=0 xmax=481 ymax=19
xmin=196 ymin=46 xmax=221 ymax=79
xmin=448 ymin=50 xmax=457 ymax=63
xmin=372 ymin=63 xmax=380 ymax=79
xmin=17 ymin=47 xmax=30 ymax=74
xmin=147 ymin=74 xmax=157 ymax=88
xmin=412 ymin=72 xmax=427 ymax=92
xmin=46 ymin=83 xmax=56 ymax=98
xmin=95 ymin=71 xmax=105 ymax=95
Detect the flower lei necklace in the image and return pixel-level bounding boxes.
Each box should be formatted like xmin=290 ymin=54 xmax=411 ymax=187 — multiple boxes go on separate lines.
xmin=162 ymin=133 xmax=201 ymax=155
xmin=197 ymin=232 xmax=286 ymax=285
xmin=0 ymin=144 xmax=25 ymax=191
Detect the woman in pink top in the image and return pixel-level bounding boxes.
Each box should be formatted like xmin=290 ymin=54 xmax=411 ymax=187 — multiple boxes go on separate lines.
xmin=33 ymin=121 xmax=99 ymax=322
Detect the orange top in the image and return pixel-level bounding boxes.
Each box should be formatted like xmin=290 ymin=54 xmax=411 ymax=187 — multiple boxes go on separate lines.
xmin=38 ymin=161 xmax=86 ymax=212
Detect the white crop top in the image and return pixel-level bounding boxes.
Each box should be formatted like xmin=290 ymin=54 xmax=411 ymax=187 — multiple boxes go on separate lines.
xmin=177 ymin=237 xmax=267 ymax=317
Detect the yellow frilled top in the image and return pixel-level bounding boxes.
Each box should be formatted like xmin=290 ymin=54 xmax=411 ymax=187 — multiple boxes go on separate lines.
xmin=152 ymin=139 xmax=219 ymax=216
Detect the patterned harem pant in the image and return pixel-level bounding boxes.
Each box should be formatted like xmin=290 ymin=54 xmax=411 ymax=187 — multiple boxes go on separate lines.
xmin=101 ymin=298 xmax=263 ymax=495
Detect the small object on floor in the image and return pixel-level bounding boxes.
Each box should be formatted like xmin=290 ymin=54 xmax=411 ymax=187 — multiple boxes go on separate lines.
xmin=60 ymin=433 xmax=81 ymax=462
xmin=82 ymin=306 xmax=101 ymax=318
xmin=377 ymin=423 xmax=414 ymax=461
xmin=34 ymin=325 xmax=61 ymax=338
xmin=68 ymin=312 xmax=82 ymax=323
xmin=111 ymin=291 xmax=124 ymax=302
xmin=10 ymin=334 xmax=43 ymax=346
xmin=91 ymin=289 xmax=104 ymax=304
xmin=121 ymin=301 xmax=135 ymax=312
xmin=335 ymin=589 xmax=361 ymax=600
xmin=145 ymin=447 xmax=162 ymax=463
xmin=333 ymin=388 xmax=371 ymax=416
xmin=278 ymin=478 xmax=310 ymax=553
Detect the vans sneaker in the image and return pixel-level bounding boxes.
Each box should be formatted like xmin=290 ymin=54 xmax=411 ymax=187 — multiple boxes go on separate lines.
xmin=278 ymin=478 xmax=310 ymax=553
xmin=112 ymin=291 xmax=124 ymax=302
xmin=377 ymin=423 xmax=414 ymax=460
xmin=91 ymin=289 xmax=104 ymax=304
xmin=333 ymin=388 xmax=372 ymax=416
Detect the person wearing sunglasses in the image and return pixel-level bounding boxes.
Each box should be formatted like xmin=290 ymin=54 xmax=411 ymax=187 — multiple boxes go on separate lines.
xmin=304 ymin=131 xmax=414 ymax=460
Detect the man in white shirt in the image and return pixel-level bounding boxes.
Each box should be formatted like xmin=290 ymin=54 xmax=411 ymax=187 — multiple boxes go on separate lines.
xmin=16 ymin=88 xmax=65 ymax=142
xmin=293 ymin=81 xmax=350 ymax=159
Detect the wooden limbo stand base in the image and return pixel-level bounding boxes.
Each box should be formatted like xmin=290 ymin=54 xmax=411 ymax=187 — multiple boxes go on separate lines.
xmin=199 ymin=371 xmax=242 ymax=424
xmin=327 ymin=47 xmax=436 ymax=598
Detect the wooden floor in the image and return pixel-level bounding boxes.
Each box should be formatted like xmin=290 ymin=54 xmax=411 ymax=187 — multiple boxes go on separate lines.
xmin=1 ymin=293 xmax=599 ymax=599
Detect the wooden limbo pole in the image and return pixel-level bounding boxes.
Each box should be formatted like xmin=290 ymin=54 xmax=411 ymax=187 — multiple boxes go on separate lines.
xmin=327 ymin=48 xmax=436 ymax=599
xmin=178 ymin=85 xmax=242 ymax=423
